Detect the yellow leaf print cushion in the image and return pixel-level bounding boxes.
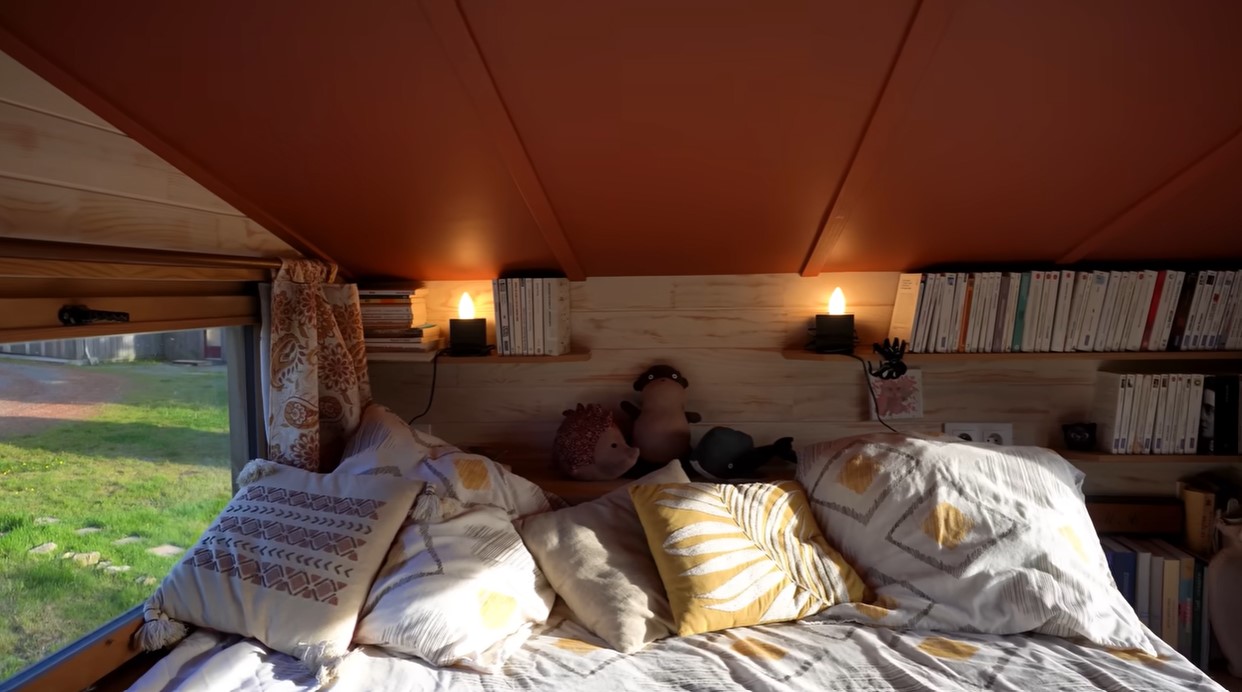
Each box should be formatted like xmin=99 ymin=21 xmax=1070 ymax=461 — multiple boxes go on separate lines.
xmin=630 ymin=481 xmax=866 ymax=636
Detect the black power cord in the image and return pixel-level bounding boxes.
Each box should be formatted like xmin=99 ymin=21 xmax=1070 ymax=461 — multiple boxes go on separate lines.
xmin=407 ymin=349 xmax=446 ymax=424
xmin=842 ymin=339 xmax=909 ymax=435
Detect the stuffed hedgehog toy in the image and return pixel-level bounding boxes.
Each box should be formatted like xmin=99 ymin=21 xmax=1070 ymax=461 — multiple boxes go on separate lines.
xmin=553 ymin=404 xmax=639 ymax=480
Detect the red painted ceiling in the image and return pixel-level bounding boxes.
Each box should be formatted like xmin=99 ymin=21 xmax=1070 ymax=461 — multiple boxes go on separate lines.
xmin=1 ymin=0 xmax=1240 ymax=280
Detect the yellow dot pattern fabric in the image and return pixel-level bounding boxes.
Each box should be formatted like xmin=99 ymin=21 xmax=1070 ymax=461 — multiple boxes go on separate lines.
xmin=731 ymin=638 xmax=787 ymax=659
xmin=838 ymin=454 xmax=878 ymax=494
xmin=922 ymin=502 xmax=974 ymax=549
xmin=630 ymin=481 xmax=867 ymax=637
xmin=454 ymin=457 xmax=493 ymax=491
xmin=918 ymin=636 xmax=980 ymax=660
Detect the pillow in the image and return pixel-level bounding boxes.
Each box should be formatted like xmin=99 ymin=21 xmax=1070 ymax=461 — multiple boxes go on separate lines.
xmin=337 ymin=404 xmax=551 ymax=518
xmin=629 ymin=480 xmax=867 ymax=636
xmin=136 ymin=460 xmax=422 ymax=683
xmin=353 ymin=488 xmax=555 ymax=671
xmin=516 ymin=462 xmax=689 ymax=653
xmin=797 ymin=433 xmax=1152 ymax=651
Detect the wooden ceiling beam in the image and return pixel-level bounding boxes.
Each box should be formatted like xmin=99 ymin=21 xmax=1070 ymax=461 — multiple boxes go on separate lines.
xmin=420 ymin=0 xmax=585 ymax=281
xmin=800 ymin=0 xmax=957 ymax=277
xmin=1058 ymin=122 xmax=1242 ymax=264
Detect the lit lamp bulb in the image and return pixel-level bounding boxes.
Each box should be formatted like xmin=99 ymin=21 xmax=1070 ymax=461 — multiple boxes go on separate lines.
xmin=812 ymin=286 xmax=855 ymax=354
xmin=828 ymin=287 xmax=846 ymax=316
xmin=449 ymin=291 xmax=488 ymax=356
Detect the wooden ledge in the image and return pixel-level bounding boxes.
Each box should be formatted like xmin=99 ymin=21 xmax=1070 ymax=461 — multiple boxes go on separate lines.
xmin=368 ymin=350 xmax=591 ymax=364
xmin=783 ymin=348 xmax=1242 ymax=363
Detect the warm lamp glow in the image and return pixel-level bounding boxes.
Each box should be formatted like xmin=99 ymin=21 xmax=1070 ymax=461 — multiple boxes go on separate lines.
xmin=458 ymin=292 xmax=476 ymax=319
xmin=827 ymin=287 xmax=847 ymax=315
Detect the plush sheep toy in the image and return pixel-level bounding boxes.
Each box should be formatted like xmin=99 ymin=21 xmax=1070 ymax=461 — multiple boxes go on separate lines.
xmin=553 ymin=404 xmax=640 ymax=480
xmin=621 ymin=365 xmax=701 ymax=467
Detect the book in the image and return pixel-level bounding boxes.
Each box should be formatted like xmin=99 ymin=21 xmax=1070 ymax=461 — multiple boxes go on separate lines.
xmin=1064 ymin=271 xmax=1091 ymax=352
xmin=1114 ymin=537 xmax=1153 ymax=626
xmin=1013 ymin=273 xmax=1031 ymax=352
xmin=1099 ymin=537 xmax=1136 ymax=606
xmin=1155 ymin=270 xmax=1186 ymax=351
xmin=1230 ymin=278 xmax=1242 ymax=349
xmin=911 ymin=274 xmax=934 ymax=352
xmin=963 ymin=273 xmax=980 ymax=352
xmin=991 ymin=273 xmax=1011 ymax=353
xmin=1216 ymin=271 xmax=1240 ymax=350
xmin=1078 ymin=271 xmax=1110 ymax=351
xmin=1022 ymin=271 xmax=1044 ymax=352
xmin=1126 ymin=374 xmax=1150 ymax=455
xmin=934 ymin=274 xmax=954 ymax=353
xmin=1185 ymin=375 xmax=1205 ymax=454
xmin=1050 ymin=269 xmax=1076 ymax=352
xmin=1126 ymin=269 xmax=1158 ymax=351
xmin=1180 ymin=483 xmax=1218 ymax=555
xmin=1140 ymin=374 xmax=1161 ymax=454
xmin=1205 ymin=270 xmax=1234 ymax=350
xmin=1153 ymin=374 xmax=1171 ymax=455
xmin=1146 ymin=547 xmax=1165 ymax=640
xmin=889 ymin=273 xmax=923 ymax=345
xmin=1150 ymin=540 xmax=1196 ymax=658
xmin=1169 ymin=271 xmax=1200 ymax=351
xmin=509 ymin=278 xmax=523 ymax=356
xmin=1170 ymin=374 xmax=1189 ymax=454
xmin=950 ymin=272 xmax=969 ymax=353
xmin=494 ymin=280 xmax=510 ymax=355
xmin=1001 ymin=273 xmax=1021 ymax=353
xmin=364 ymin=324 xmax=439 ymax=337
xmin=1187 ymin=271 xmax=1216 ymax=350
xmin=1138 ymin=539 xmax=1181 ymax=650
xmin=980 ymin=273 xmax=998 ymax=353
xmin=1034 ymin=269 xmax=1059 ymax=351
xmin=1109 ymin=271 xmax=1137 ymax=352
xmin=533 ymin=278 xmax=545 ymax=356
xmin=1119 ymin=373 xmax=1138 ymax=453
xmin=1094 ymin=271 xmax=1121 ymax=352
xmin=1146 ymin=270 xmax=1175 ymax=350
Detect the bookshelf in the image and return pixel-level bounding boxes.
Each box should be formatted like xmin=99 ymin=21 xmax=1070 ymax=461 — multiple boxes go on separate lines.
xmin=781 ymin=348 xmax=1242 ymax=363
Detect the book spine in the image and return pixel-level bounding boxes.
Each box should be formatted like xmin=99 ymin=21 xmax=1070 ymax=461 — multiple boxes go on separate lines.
xmin=557 ymin=279 xmax=572 ymax=355
xmin=1230 ymin=278 xmax=1242 ymax=349
xmin=1002 ymin=273 xmax=1021 ymax=352
xmin=1037 ymin=270 xmax=1060 ymax=351
xmin=1126 ymin=270 xmax=1157 ymax=351
xmin=981 ymin=273 xmax=999 ymax=353
xmin=1064 ymin=271 xmax=1090 ymax=352
xmin=950 ymin=272 xmax=969 ymax=353
xmin=494 ymin=280 xmax=508 ymax=355
xmin=533 ymin=279 xmax=545 ymax=356
xmin=1147 ymin=553 xmax=1164 ymax=639
xmin=1179 ymin=557 xmax=1194 ymax=656
xmin=1050 ymin=269 xmax=1075 ymax=352
xmin=911 ymin=274 xmax=931 ymax=352
xmin=938 ymin=274 xmax=957 ymax=353
xmin=1118 ymin=374 xmax=1136 ymax=453
xmin=524 ymin=279 xmax=536 ymax=355
xmin=1013 ymin=273 xmax=1031 ymax=352
xmin=964 ymin=273 xmax=980 ymax=352
xmin=1127 ymin=374 xmax=1150 ymax=454
xmin=1141 ymin=374 xmax=1161 ymax=454
xmin=1143 ymin=270 xmax=1170 ymax=350
xmin=991 ymin=273 xmax=1010 ymax=353
xmin=1109 ymin=271 xmax=1136 ymax=352
xmin=1184 ymin=375 xmax=1204 ymax=454
xmin=1156 ymin=271 xmax=1186 ymax=351
xmin=1215 ymin=271 xmax=1240 ymax=350
xmin=889 ymin=273 xmax=923 ymax=345
xmin=1093 ymin=271 xmax=1121 ymax=352
xmin=1206 ymin=270 xmax=1235 ymax=349
xmin=1079 ymin=271 xmax=1109 ymax=351
xmin=1022 ymin=271 xmax=1044 ymax=352
xmin=1153 ymin=374 xmax=1170 ymax=455
xmin=1191 ymin=559 xmax=1205 ymax=669
xmin=1169 ymin=271 xmax=1200 ymax=351
xmin=1169 ymin=374 xmax=1187 ymax=453
xmin=1162 ymin=558 xmax=1180 ymax=649
xmin=1186 ymin=272 xmax=1214 ymax=350
xmin=510 ymin=278 xmax=524 ymax=356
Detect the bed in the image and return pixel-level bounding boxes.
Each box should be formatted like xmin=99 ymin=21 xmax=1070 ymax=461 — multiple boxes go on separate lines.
xmin=124 ymin=407 xmax=1228 ymax=692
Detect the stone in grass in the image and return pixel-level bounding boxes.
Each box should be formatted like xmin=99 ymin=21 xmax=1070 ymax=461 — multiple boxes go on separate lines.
xmin=97 ymin=560 xmax=112 ymax=569
xmin=147 ymin=544 xmax=184 ymax=558
xmin=29 ymin=542 xmax=57 ymax=555
xmin=72 ymin=552 xmax=101 ymax=567
xmin=61 ymin=551 xmax=76 ymax=559
xmin=75 ymin=527 xmax=103 ymax=535
xmin=104 ymin=565 xmax=131 ymax=573
xmin=113 ymin=536 xmax=143 ymax=546
xmin=135 ymin=576 xmax=159 ymax=587
xmin=34 ymin=517 xmax=59 ymax=525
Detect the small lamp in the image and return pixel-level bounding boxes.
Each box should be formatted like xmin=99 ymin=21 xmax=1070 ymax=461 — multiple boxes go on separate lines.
xmin=811 ymin=287 xmax=855 ymax=354
xmin=448 ymin=292 xmax=489 ymax=357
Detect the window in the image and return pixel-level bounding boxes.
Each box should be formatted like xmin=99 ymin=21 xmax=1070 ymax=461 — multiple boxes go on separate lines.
xmin=0 ymin=327 xmax=257 ymax=681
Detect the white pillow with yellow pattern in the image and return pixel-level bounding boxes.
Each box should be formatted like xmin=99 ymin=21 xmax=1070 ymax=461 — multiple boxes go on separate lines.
xmin=353 ymin=487 xmax=555 ymax=671
xmin=798 ymin=433 xmax=1153 ymax=652
xmin=629 ymin=480 xmax=868 ymax=636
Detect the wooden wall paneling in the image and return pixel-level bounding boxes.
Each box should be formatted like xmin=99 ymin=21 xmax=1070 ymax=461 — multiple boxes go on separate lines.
xmin=0 ymin=51 xmax=120 ymax=133
xmin=0 ymin=101 xmax=233 ymax=214
xmin=1074 ymin=461 xmax=1242 ymax=498
xmin=0 ymin=277 xmax=251 ymax=298
xmin=0 ymin=257 xmax=265 ymax=282
xmin=0 ymin=176 xmax=294 ymax=258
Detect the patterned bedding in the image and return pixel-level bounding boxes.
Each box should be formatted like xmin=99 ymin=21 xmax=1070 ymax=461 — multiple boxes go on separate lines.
xmin=129 ymin=604 xmax=1223 ymax=692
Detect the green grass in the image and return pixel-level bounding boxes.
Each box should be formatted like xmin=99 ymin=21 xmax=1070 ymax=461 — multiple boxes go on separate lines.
xmin=0 ymin=363 xmax=232 ymax=680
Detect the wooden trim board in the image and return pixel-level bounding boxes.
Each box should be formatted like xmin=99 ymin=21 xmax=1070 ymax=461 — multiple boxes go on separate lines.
xmin=0 ymin=608 xmax=143 ymax=692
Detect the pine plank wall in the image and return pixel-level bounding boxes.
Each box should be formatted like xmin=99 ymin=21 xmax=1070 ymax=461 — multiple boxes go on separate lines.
xmin=368 ymin=273 xmax=1242 ymax=497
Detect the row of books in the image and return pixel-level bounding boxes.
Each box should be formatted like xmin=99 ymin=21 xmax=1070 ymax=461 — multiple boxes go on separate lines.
xmin=359 ymin=287 xmax=441 ymax=353
xmin=1099 ymin=536 xmax=1210 ymax=670
xmin=1094 ymin=372 xmax=1239 ymax=455
xmin=491 ymin=278 xmax=571 ymax=356
xmin=889 ymin=269 xmax=1242 ymax=353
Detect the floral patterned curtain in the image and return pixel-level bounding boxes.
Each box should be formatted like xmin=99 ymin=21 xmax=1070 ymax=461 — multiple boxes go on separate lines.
xmin=266 ymin=259 xmax=371 ymax=472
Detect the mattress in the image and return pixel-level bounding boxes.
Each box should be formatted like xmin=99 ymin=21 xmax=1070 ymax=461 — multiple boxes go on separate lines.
xmin=129 ymin=605 xmax=1223 ymax=692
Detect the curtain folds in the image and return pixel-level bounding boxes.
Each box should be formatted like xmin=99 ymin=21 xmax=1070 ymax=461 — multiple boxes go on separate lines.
xmin=264 ymin=259 xmax=371 ymax=472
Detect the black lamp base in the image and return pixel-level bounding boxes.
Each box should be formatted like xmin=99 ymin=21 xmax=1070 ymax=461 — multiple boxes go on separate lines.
xmin=808 ymin=314 xmax=857 ymax=354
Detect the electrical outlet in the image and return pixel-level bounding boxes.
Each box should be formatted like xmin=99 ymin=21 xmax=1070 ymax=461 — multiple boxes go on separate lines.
xmin=943 ymin=423 xmax=1013 ymax=445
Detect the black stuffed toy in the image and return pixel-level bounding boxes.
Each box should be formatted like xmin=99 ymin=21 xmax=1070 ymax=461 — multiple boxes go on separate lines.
xmin=685 ymin=427 xmax=796 ymax=481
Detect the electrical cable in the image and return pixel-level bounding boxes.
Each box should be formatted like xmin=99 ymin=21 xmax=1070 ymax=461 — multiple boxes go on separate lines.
xmin=845 ymin=352 xmax=901 ymax=434
xmin=406 ymin=349 xmax=445 ymax=424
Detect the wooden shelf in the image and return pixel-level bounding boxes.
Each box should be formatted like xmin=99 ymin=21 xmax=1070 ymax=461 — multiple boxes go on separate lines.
xmin=367 ymin=350 xmax=591 ymax=364
xmin=782 ymin=348 xmax=1242 ymax=363
xmin=1058 ymin=450 xmax=1242 ymax=464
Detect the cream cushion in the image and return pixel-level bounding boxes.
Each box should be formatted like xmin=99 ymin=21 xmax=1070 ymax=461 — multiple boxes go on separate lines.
xmin=136 ymin=460 xmax=421 ymax=682
xmin=353 ymin=489 xmax=555 ymax=671
xmin=798 ymin=433 xmax=1152 ymax=652
xmin=630 ymin=480 xmax=867 ymax=636
xmin=516 ymin=463 xmax=690 ymax=653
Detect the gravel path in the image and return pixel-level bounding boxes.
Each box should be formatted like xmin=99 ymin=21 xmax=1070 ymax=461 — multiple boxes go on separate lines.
xmin=0 ymin=360 xmax=129 ymax=436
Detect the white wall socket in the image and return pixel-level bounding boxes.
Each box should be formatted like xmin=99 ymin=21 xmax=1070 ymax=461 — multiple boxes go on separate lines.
xmin=943 ymin=422 xmax=1014 ymax=445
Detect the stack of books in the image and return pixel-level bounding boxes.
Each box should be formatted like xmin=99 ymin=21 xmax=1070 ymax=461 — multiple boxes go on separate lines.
xmin=492 ymin=277 xmax=571 ymax=356
xmin=1099 ymin=536 xmax=1211 ymax=671
xmin=1093 ymin=372 xmax=1239 ymax=455
xmin=358 ymin=287 xmax=441 ymax=353
xmin=888 ymin=269 xmax=1242 ymax=353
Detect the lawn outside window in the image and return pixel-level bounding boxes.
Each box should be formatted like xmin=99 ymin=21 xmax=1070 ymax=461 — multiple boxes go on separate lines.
xmin=0 ymin=326 xmax=255 ymax=682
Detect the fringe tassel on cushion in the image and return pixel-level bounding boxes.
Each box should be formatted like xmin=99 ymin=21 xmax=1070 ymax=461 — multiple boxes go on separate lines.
xmin=296 ymin=639 xmax=350 ymax=688
xmin=410 ymin=487 xmax=467 ymax=523
xmin=134 ymin=600 xmax=188 ymax=651
xmin=236 ymin=458 xmax=285 ymax=487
